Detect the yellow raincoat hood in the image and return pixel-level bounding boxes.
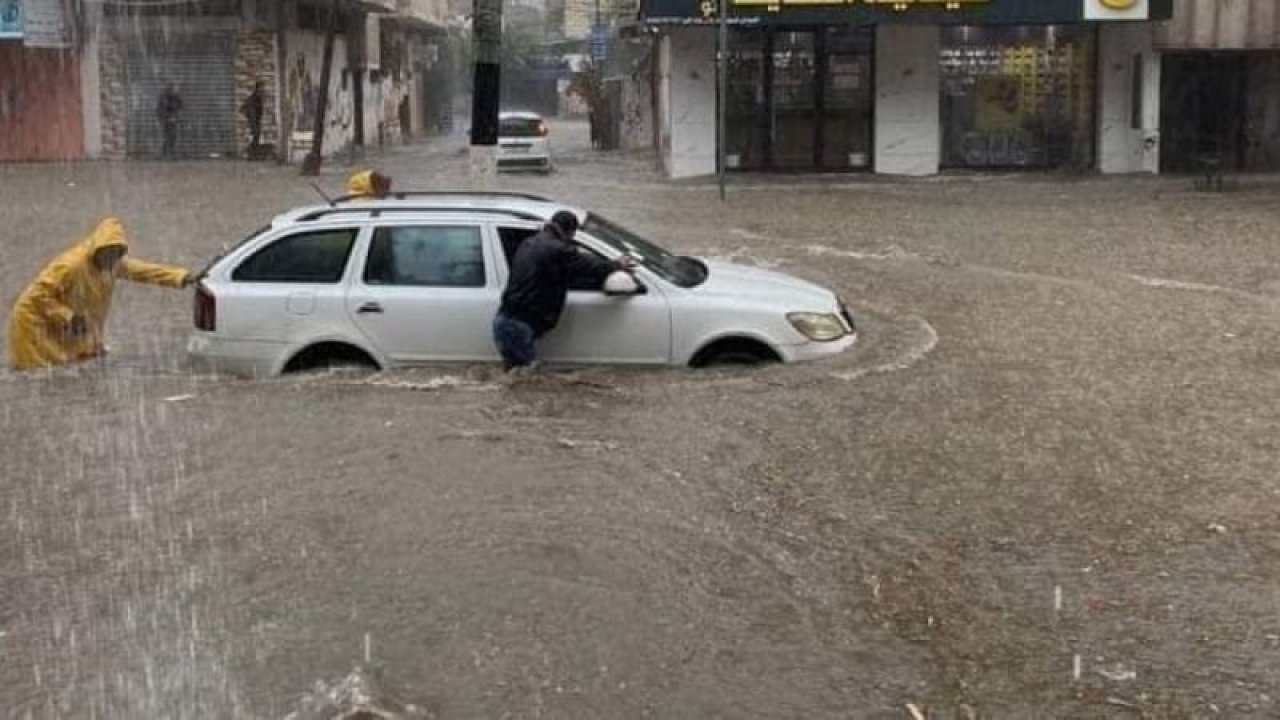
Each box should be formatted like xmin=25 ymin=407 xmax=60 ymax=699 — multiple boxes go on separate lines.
xmin=8 ymin=217 xmax=190 ymax=371
xmin=347 ymin=170 xmax=376 ymax=197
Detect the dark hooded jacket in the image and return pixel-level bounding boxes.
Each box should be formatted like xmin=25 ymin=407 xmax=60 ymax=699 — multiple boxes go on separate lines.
xmin=499 ymin=223 xmax=616 ymax=336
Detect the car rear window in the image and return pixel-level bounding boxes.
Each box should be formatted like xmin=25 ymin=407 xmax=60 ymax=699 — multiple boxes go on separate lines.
xmin=500 ymin=116 xmax=544 ymax=138
xmin=232 ymin=228 xmax=358 ymax=283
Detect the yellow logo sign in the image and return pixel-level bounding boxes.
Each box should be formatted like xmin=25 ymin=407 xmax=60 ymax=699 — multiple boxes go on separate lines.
xmin=1099 ymin=0 xmax=1137 ymax=8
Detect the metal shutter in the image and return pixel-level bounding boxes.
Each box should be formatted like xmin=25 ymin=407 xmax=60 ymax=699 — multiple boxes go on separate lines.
xmin=125 ymin=33 xmax=236 ymax=158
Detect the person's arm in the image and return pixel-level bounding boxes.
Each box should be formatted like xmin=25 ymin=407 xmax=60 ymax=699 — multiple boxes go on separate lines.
xmin=117 ymin=257 xmax=191 ymax=288
xmin=563 ymin=245 xmax=623 ymax=289
xmin=24 ymin=259 xmax=77 ymax=328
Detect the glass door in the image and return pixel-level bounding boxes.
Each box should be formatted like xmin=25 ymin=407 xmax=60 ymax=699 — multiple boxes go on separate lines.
xmin=770 ymin=31 xmax=818 ymax=169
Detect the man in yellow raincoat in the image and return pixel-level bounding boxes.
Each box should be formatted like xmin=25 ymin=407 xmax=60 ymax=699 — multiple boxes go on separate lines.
xmin=346 ymin=169 xmax=393 ymax=198
xmin=8 ymin=217 xmax=192 ymax=371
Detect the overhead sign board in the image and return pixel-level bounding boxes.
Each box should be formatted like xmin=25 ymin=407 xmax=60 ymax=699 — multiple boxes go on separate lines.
xmin=1084 ymin=0 xmax=1148 ymax=20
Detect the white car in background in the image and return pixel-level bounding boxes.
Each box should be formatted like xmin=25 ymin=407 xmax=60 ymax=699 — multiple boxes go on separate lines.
xmin=496 ymin=112 xmax=552 ymax=173
xmin=187 ymin=192 xmax=856 ymax=377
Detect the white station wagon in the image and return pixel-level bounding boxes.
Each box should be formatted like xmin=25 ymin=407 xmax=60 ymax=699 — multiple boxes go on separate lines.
xmin=187 ymin=192 xmax=856 ymax=377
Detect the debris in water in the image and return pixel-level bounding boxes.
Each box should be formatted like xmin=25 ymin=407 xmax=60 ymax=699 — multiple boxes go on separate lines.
xmin=1097 ymin=663 xmax=1137 ymax=682
xmin=1208 ymin=523 xmax=1227 ymax=534
xmin=164 ymin=394 xmax=197 ymax=403
xmin=906 ymin=703 xmax=926 ymax=720
xmin=282 ymin=667 xmax=429 ymax=720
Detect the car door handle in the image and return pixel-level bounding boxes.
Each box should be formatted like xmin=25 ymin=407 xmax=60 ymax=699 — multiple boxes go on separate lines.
xmin=356 ymin=302 xmax=384 ymax=314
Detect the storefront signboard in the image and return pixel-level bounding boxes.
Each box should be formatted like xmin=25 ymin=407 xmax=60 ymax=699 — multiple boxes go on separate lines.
xmin=0 ymin=0 xmax=23 ymax=39
xmin=642 ymin=0 xmax=1171 ymax=24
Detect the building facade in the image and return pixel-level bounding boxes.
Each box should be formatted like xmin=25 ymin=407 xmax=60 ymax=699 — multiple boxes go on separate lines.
xmin=639 ymin=0 xmax=1174 ymax=177
xmin=1 ymin=0 xmax=447 ymax=163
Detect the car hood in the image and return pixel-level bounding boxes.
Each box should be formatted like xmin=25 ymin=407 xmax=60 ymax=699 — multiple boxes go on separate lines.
xmin=692 ymin=260 xmax=838 ymax=310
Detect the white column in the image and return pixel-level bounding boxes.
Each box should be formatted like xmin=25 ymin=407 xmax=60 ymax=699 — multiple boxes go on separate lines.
xmin=1097 ymin=23 xmax=1161 ymax=174
xmin=875 ymin=25 xmax=940 ymax=176
xmin=80 ymin=5 xmax=104 ymax=158
xmin=664 ymin=26 xmax=716 ymax=179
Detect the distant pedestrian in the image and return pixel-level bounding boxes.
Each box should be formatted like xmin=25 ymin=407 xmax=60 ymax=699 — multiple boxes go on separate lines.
xmin=8 ymin=217 xmax=192 ymax=371
xmin=157 ymin=83 xmax=183 ymax=159
xmin=241 ymin=80 xmax=265 ymax=158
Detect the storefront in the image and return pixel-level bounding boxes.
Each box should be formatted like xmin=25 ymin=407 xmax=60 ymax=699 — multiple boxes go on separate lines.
xmin=1155 ymin=0 xmax=1280 ymax=173
xmin=640 ymin=0 xmax=1173 ymax=178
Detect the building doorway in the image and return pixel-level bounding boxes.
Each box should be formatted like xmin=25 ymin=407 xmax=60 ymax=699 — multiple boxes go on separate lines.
xmin=725 ymin=26 xmax=873 ymax=172
xmin=1159 ymin=52 xmax=1280 ymax=173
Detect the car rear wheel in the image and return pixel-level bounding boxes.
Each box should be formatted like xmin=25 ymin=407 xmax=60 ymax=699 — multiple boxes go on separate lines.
xmin=284 ymin=342 xmax=380 ymax=374
xmin=690 ymin=339 xmax=782 ymax=368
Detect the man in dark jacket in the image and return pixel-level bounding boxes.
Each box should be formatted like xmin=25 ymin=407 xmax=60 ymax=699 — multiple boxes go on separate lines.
xmin=493 ymin=211 xmax=632 ymax=371
xmin=241 ymin=80 xmax=265 ymax=158
xmin=157 ymin=83 xmax=183 ymax=159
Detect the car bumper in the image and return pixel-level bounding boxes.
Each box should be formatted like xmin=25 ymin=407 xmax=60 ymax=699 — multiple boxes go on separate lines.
xmin=496 ymin=154 xmax=552 ymax=172
xmin=187 ymin=333 xmax=287 ymax=378
xmin=776 ymin=331 xmax=858 ymax=364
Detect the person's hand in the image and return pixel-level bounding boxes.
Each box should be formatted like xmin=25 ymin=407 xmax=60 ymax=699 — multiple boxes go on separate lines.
xmin=615 ymin=255 xmax=637 ymax=272
xmin=180 ymin=272 xmax=195 ymax=288
xmin=67 ymin=316 xmax=88 ymax=339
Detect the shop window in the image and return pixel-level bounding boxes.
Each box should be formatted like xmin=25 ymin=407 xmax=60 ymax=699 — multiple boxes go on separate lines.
xmin=941 ymin=26 xmax=1097 ymax=170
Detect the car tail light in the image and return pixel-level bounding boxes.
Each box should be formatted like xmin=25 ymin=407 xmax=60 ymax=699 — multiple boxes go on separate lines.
xmin=194 ymin=283 xmax=216 ymax=331
xmin=538 ymin=120 xmax=548 ymax=137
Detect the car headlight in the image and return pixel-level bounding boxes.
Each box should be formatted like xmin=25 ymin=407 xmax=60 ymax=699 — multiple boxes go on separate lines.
xmin=787 ymin=312 xmax=847 ymax=342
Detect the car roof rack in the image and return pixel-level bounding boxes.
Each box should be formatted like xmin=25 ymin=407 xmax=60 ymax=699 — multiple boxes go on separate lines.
xmin=329 ymin=190 xmax=553 ymax=205
xmin=297 ymin=205 xmax=548 ymax=223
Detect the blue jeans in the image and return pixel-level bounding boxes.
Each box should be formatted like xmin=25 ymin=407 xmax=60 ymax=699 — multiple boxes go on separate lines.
xmin=493 ymin=312 xmax=537 ymax=370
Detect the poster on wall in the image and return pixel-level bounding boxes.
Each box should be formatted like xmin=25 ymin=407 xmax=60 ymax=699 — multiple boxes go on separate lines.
xmin=23 ymin=0 xmax=72 ymax=48
xmin=0 ymin=0 xmax=23 ymax=39
xmin=1083 ymin=0 xmax=1149 ymax=21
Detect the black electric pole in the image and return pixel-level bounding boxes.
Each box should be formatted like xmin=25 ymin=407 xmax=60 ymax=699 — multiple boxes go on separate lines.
xmin=470 ymin=0 xmax=502 ymax=178
xmin=303 ymin=0 xmax=340 ymax=176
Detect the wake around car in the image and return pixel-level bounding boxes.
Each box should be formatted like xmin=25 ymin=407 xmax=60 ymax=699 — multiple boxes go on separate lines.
xmin=187 ymin=192 xmax=856 ymax=377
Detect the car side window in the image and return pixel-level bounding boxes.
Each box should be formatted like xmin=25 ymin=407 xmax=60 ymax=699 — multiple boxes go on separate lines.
xmin=498 ymin=226 xmax=537 ymax=265
xmin=364 ymin=226 xmax=486 ymax=288
xmin=498 ymin=226 xmax=608 ymax=292
xmin=232 ymin=228 xmax=358 ymax=283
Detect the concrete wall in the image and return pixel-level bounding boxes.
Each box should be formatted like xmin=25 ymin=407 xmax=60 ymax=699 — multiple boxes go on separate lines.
xmin=660 ymin=27 xmax=715 ymax=179
xmin=80 ymin=5 xmax=103 ymax=158
xmin=875 ymin=25 xmax=940 ymax=176
xmin=1098 ymin=23 xmax=1160 ymax=174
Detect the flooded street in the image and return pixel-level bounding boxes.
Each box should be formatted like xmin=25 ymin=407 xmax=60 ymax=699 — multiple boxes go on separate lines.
xmin=4 ymin=122 xmax=1280 ymax=717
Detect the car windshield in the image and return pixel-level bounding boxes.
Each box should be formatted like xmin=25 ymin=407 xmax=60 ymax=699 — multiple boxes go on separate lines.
xmin=582 ymin=214 xmax=707 ymax=288
xmin=500 ymin=116 xmax=544 ymax=137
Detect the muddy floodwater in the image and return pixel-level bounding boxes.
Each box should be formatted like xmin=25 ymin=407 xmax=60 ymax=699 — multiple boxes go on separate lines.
xmin=4 ymin=123 xmax=1280 ymax=718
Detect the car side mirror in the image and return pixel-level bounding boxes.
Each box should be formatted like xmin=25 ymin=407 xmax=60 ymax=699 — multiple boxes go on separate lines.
xmin=603 ymin=271 xmax=642 ymax=297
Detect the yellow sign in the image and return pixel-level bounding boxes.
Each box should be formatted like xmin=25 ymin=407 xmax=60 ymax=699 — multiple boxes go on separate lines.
xmin=1099 ymin=0 xmax=1137 ymax=7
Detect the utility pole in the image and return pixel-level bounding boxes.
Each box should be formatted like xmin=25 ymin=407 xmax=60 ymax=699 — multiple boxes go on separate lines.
xmin=716 ymin=0 xmax=728 ymax=201
xmin=469 ymin=0 xmax=503 ymax=181
xmin=303 ymin=0 xmax=340 ymax=176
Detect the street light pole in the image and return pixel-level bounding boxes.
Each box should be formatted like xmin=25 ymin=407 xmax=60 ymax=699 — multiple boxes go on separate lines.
xmin=717 ymin=0 xmax=728 ymax=201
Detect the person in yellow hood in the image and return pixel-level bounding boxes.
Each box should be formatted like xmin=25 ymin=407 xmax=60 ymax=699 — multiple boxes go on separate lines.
xmin=8 ymin=217 xmax=192 ymax=371
xmin=346 ymin=169 xmax=393 ymax=198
